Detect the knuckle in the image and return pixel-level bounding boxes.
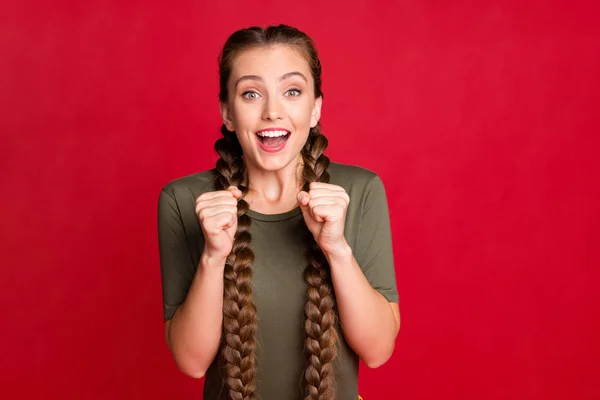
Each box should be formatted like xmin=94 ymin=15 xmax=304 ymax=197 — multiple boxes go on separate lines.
xmin=197 ymin=192 xmax=210 ymax=201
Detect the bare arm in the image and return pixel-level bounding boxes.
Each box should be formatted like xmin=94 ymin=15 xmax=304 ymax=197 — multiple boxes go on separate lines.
xmin=165 ymin=253 xmax=226 ymax=379
xmin=326 ymin=244 xmax=400 ymax=368
xmin=297 ymin=179 xmax=400 ymax=368
xmin=161 ymin=186 xmax=242 ymax=378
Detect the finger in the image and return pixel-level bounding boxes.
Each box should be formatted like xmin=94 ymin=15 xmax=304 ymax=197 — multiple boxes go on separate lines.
xmin=196 ymin=196 xmax=238 ymax=211
xmin=215 ymin=211 xmax=237 ymax=230
xmin=196 ymin=189 xmax=238 ymax=203
xmin=308 ymin=182 xmax=346 ymax=192
xmin=310 ymin=204 xmax=345 ymax=222
xmin=298 ymin=191 xmax=316 ymax=222
xmin=197 ymin=204 xmax=238 ymax=221
xmin=204 ymin=211 xmax=236 ymax=234
xmin=197 ymin=195 xmax=238 ymax=207
xmin=308 ymin=197 xmax=345 ymax=208
xmin=297 ymin=191 xmax=310 ymax=208
xmin=227 ymin=186 xmax=243 ymax=199
xmin=306 ymin=188 xmax=350 ymax=204
xmin=310 ymin=205 xmax=325 ymax=223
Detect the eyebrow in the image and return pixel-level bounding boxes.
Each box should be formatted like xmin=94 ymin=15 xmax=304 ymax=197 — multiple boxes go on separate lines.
xmin=234 ymin=71 xmax=308 ymax=90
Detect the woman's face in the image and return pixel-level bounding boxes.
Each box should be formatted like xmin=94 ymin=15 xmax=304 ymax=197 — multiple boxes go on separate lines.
xmin=220 ymin=45 xmax=322 ymax=174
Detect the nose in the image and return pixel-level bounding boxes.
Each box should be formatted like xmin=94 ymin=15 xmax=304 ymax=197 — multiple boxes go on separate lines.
xmin=262 ymin=95 xmax=285 ymax=121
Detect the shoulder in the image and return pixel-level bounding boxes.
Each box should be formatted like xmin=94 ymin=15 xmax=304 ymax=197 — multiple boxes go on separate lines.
xmin=327 ymin=161 xmax=388 ymax=213
xmin=328 ymin=161 xmax=383 ymax=192
xmin=159 ymin=168 xmax=217 ymax=200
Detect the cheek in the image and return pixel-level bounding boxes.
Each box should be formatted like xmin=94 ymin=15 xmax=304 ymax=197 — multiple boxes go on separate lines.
xmin=289 ymin=100 xmax=314 ymax=125
xmin=231 ymin=102 xmax=257 ymax=128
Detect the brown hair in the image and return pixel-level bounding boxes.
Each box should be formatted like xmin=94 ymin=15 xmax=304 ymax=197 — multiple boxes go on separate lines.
xmin=213 ymin=25 xmax=338 ymax=400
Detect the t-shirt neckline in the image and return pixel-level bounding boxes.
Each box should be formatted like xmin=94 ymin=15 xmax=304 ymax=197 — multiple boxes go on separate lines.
xmin=246 ymin=206 xmax=302 ymax=222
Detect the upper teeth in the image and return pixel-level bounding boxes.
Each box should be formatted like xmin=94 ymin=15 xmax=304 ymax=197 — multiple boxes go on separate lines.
xmin=257 ymin=130 xmax=288 ymax=137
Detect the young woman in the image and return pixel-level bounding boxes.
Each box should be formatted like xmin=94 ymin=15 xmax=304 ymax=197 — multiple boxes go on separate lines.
xmin=158 ymin=24 xmax=400 ymax=400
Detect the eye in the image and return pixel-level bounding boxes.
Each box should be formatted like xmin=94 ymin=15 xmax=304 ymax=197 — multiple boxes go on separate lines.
xmin=285 ymin=88 xmax=301 ymax=97
xmin=242 ymin=90 xmax=260 ymax=100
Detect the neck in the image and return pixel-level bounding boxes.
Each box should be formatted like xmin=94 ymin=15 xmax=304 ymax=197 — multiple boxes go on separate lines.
xmin=243 ymin=154 xmax=305 ymax=214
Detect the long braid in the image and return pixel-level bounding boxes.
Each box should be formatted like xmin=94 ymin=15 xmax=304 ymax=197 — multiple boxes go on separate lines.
xmin=216 ymin=23 xmax=337 ymax=399
xmin=214 ymin=125 xmax=258 ymax=400
xmin=301 ymin=124 xmax=338 ymax=400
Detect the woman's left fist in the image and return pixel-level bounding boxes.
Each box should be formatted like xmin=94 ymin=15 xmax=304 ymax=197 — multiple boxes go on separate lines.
xmin=297 ymin=182 xmax=350 ymax=256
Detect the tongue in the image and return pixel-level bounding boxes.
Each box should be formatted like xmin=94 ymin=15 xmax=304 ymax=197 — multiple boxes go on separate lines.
xmin=261 ymin=135 xmax=287 ymax=147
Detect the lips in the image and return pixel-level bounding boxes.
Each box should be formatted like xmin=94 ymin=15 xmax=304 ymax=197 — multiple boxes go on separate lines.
xmin=255 ymin=128 xmax=291 ymax=153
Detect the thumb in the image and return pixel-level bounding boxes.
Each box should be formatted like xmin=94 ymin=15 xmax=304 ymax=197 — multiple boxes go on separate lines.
xmin=297 ymin=191 xmax=310 ymax=210
xmin=227 ymin=185 xmax=243 ymax=199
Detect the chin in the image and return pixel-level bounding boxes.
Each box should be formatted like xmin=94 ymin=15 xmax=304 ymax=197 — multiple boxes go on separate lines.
xmin=253 ymin=153 xmax=299 ymax=172
xmin=257 ymin=158 xmax=292 ymax=171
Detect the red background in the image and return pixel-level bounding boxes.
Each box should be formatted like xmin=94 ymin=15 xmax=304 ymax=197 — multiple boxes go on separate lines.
xmin=2 ymin=1 xmax=599 ymax=399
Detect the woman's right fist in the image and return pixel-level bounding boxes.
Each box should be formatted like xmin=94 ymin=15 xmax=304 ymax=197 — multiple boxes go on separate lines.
xmin=195 ymin=186 xmax=243 ymax=260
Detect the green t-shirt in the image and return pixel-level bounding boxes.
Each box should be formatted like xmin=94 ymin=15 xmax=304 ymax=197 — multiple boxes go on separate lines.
xmin=158 ymin=161 xmax=398 ymax=400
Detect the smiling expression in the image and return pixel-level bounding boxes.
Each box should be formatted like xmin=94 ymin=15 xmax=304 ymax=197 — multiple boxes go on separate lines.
xmin=220 ymin=45 xmax=322 ymax=173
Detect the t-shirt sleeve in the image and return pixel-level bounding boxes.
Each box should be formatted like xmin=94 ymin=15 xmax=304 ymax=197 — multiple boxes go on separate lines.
xmin=157 ymin=187 xmax=195 ymax=322
xmin=355 ymin=174 xmax=399 ymax=303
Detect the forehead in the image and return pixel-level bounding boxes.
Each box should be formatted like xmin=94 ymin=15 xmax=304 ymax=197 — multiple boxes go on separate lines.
xmin=230 ymin=45 xmax=312 ymax=83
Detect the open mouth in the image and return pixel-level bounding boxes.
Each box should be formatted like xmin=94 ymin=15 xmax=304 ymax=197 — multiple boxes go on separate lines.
xmin=256 ymin=130 xmax=291 ymax=149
